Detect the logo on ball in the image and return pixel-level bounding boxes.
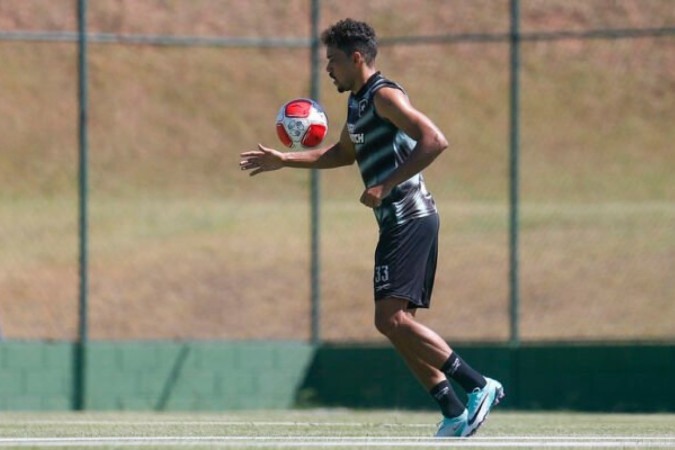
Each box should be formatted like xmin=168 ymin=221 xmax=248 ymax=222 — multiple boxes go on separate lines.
xmin=275 ymin=98 xmax=328 ymax=149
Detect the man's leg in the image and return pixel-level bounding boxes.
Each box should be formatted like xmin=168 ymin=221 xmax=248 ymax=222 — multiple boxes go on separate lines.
xmin=374 ymin=297 xmax=468 ymax=437
xmin=374 ymin=297 xmax=450 ymax=389
xmin=374 ymin=297 xmax=504 ymax=437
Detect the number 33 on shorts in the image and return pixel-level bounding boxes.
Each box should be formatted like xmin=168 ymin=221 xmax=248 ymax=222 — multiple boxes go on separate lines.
xmin=375 ymin=265 xmax=390 ymax=284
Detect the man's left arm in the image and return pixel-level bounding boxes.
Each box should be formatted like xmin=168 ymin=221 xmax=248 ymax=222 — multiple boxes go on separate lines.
xmin=360 ymin=88 xmax=448 ymax=208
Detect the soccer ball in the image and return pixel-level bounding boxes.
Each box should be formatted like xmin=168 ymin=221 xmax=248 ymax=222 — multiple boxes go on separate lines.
xmin=275 ymin=98 xmax=328 ymax=149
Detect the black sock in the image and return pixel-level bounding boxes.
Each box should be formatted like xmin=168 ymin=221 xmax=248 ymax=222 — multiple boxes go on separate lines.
xmin=441 ymin=353 xmax=486 ymax=392
xmin=429 ymin=380 xmax=465 ymax=418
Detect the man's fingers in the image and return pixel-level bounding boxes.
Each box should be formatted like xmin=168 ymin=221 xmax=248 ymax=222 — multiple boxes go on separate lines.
xmin=359 ymin=190 xmax=382 ymax=209
xmin=241 ymin=145 xmax=279 ymax=176
xmin=240 ymin=144 xmax=268 ymax=158
xmin=240 ymin=159 xmax=258 ymax=170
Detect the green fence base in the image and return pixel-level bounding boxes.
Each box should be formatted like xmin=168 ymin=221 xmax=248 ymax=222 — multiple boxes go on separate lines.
xmin=302 ymin=343 xmax=675 ymax=412
xmin=0 ymin=341 xmax=673 ymax=412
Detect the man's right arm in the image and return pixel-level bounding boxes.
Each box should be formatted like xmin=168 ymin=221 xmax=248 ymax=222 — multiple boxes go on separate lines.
xmin=283 ymin=122 xmax=356 ymax=169
xmin=240 ymin=123 xmax=355 ymax=176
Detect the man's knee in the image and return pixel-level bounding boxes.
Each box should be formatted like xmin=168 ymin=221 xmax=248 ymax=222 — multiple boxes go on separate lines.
xmin=374 ymin=307 xmax=409 ymax=338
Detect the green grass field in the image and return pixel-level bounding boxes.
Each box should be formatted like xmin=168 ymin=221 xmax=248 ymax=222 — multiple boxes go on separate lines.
xmin=1 ymin=410 xmax=674 ymax=449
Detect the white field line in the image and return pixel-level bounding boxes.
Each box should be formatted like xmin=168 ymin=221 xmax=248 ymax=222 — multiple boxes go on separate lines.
xmin=0 ymin=420 xmax=431 ymax=427
xmin=1 ymin=436 xmax=675 ymax=448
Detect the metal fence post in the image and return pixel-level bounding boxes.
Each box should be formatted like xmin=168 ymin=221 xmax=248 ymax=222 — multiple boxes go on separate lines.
xmin=508 ymin=0 xmax=521 ymax=347
xmin=309 ymin=0 xmax=321 ymax=345
xmin=74 ymin=0 xmax=89 ymax=411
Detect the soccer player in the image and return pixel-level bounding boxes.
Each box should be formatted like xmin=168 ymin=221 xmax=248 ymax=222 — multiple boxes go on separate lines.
xmin=240 ymin=18 xmax=504 ymax=437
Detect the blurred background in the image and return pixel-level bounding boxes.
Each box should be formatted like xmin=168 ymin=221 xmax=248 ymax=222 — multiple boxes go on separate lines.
xmin=0 ymin=0 xmax=673 ymax=344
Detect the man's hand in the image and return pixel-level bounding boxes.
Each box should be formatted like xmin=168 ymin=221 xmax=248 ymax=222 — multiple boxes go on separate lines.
xmin=360 ymin=184 xmax=391 ymax=209
xmin=240 ymin=144 xmax=284 ymax=176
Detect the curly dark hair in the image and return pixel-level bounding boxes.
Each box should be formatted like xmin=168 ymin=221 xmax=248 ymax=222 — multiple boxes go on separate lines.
xmin=320 ymin=18 xmax=378 ymax=64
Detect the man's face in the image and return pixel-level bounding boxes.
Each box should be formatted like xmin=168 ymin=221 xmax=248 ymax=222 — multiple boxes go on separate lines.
xmin=325 ymin=46 xmax=354 ymax=93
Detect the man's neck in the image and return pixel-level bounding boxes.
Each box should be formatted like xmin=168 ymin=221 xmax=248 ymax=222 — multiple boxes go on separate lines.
xmin=351 ymin=67 xmax=378 ymax=94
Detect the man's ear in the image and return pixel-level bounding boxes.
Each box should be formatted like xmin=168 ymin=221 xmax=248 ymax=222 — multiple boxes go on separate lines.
xmin=351 ymin=50 xmax=365 ymax=66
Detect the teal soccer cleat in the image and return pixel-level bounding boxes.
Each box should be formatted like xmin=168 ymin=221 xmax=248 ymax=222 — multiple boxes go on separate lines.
xmin=434 ymin=409 xmax=468 ymax=437
xmin=465 ymin=377 xmax=505 ymax=436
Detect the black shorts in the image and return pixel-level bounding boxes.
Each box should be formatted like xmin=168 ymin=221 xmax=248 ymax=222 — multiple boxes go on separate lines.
xmin=373 ymin=213 xmax=439 ymax=309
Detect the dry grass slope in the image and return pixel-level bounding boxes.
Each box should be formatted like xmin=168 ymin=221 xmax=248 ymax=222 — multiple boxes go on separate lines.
xmin=0 ymin=0 xmax=673 ymax=341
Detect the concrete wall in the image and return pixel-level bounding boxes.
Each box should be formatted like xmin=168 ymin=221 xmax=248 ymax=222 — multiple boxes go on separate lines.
xmin=0 ymin=341 xmax=314 ymax=411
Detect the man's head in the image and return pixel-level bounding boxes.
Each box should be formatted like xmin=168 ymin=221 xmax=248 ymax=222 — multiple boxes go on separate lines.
xmin=321 ymin=18 xmax=377 ymax=64
xmin=321 ymin=18 xmax=378 ymax=93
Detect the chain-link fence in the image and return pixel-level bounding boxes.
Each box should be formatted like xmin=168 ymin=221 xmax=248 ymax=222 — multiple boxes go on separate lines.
xmin=1 ymin=0 xmax=673 ymax=342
